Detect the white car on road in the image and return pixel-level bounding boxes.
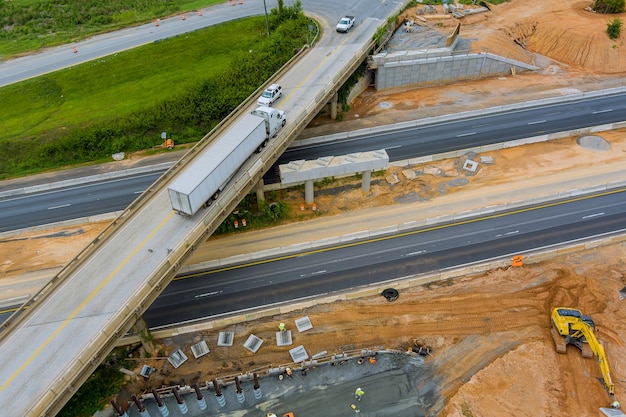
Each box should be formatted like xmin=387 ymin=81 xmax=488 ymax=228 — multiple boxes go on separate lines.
xmin=257 ymin=83 xmax=282 ymax=106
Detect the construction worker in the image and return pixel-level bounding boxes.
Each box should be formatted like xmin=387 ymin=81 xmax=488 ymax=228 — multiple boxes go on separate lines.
xmin=355 ymin=387 xmax=365 ymax=401
xmin=369 ymin=356 xmax=377 ymax=365
xmin=285 ymin=367 xmax=293 ymax=379
xmin=350 ymin=404 xmax=361 ymax=413
xmin=612 ymin=400 xmax=621 ymax=409
xmin=279 ymin=322 xmax=285 ymax=332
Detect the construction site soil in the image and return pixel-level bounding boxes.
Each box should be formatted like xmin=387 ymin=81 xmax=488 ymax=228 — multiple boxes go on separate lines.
xmin=2 ymin=0 xmax=626 ymax=415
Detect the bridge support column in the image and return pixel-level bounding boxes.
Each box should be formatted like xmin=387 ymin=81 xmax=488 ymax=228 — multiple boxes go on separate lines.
xmin=256 ymin=178 xmax=265 ymax=210
xmin=361 ymin=170 xmax=371 ymax=192
xmin=133 ymin=318 xmax=155 ymax=355
xmin=173 ymin=387 xmax=188 ymax=414
xmin=305 ymin=179 xmax=314 ymax=204
xmin=330 ymin=92 xmax=338 ymax=120
xmin=111 ymin=399 xmax=128 ymax=417
xmin=193 ymin=383 xmax=207 ymax=411
xmin=253 ymin=372 xmax=262 ymax=399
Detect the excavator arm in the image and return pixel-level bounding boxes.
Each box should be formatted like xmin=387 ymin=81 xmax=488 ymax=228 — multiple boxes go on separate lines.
xmin=575 ymin=323 xmax=615 ymax=396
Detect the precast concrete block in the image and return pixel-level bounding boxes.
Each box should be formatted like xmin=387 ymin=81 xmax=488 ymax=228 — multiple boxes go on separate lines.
xmin=505 ymin=200 xmax=527 ymax=209
xmin=590 ymin=123 xmax=613 ymax=132
xmin=426 ymin=214 xmax=453 ymax=225
xmin=248 ymin=247 xmax=283 ymax=262
xmin=222 ymin=253 xmax=252 ymax=266
xmin=453 ymin=210 xmax=478 ymax=220
xmin=282 ymin=242 xmax=312 ymax=254
xmin=311 ymin=236 xmax=341 ymax=248
xmin=481 ymin=143 xmax=504 ymax=153
xmin=557 ymin=244 xmax=587 ymax=256
xmin=247 ymin=307 xmax=280 ymax=320
xmin=502 ymin=138 xmax=529 ymax=148
xmin=585 ymin=239 xmax=609 ymax=249
xmin=532 ymin=193 xmax=560 ymax=205
xmin=340 ymin=230 xmax=371 ymax=242
xmin=608 ymin=179 xmax=626 ymax=189
xmin=370 ymin=225 xmax=399 ymax=237
xmin=575 ymin=184 xmax=607 ymax=195
xmin=347 ymin=287 xmax=381 ymax=299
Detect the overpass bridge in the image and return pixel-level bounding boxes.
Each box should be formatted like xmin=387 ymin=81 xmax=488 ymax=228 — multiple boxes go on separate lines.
xmin=0 ymin=19 xmax=383 ymax=417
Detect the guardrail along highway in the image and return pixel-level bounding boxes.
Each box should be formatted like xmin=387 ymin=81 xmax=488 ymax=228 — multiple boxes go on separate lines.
xmin=0 ymin=18 xmax=382 ymax=417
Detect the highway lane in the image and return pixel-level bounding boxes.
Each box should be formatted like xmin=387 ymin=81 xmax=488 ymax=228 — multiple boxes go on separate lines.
xmin=268 ymin=92 xmax=626 ymax=180
xmin=2 ymin=92 xmax=626 ymax=232
xmin=0 ymin=0 xmax=384 ymax=88
xmin=0 ymin=1 xmax=280 ymax=87
xmin=143 ymin=188 xmax=626 ymax=329
xmin=0 ymin=172 xmax=160 ymax=232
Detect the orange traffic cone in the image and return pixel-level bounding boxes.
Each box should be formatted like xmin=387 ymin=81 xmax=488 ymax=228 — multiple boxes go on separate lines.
xmin=231 ymin=0 xmax=235 ymax=5
xmin=241 ymin=219 xmax=247 ymax=227
xmin=234 ymin=220 xmax=239 ymax=229
xmin=239 ymin=0 xmax=243 ymax=4
xmin=154 ymin=19 xmax=159 ymax=26
xmin=312 ymin=203 xmax=317 ymax=211
xmin=300 ymin=204 xmax=304 ymax=211
xmin=181 ymin=13 xmax=186 ymax=20
xmin=72 ymin=46 xmax=77 ymax=53
xmin=197 ymin=9 xmax=203 ymax=16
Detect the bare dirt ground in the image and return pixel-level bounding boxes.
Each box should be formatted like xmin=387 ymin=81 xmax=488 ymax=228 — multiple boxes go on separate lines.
xmin=2 ymin=0 xmax=626 ymax=415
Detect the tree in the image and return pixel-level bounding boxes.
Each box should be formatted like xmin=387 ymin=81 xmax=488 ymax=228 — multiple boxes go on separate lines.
xmin=593 ymin=0 xmax=625 ymax=13
xmin=607 ymin=17 xmax=623 ymax=39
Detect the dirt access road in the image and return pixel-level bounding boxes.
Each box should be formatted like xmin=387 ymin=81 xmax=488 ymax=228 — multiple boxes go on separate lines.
xmin=2 ymin=0 xmax=626 ymax=415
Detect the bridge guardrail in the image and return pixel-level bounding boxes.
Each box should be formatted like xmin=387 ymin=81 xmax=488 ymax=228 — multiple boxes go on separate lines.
xmin=0 ymin=44 xmax=312 ymax=340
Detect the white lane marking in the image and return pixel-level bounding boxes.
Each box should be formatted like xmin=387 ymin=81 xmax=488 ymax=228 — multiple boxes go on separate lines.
xmin=403 ymin=250 xmax=425 ymax=257
xmin=592 ymin=109 xmax=612 ymax=114
xmin=456 ymin=132 xmax=476 ymax=137
xmin=47 ymin=204 xmax=70 ymax=210
xmin=300 ymin=270 xmax=327 ymax=278
xmin=527 ymin=120 xmax=546 ymax=125
xmin=195 ymin=291 xmax=222 ymax=299
xmin=582 ymin=212 xmax=604 ymax=219
xmin=386 ymin=145 xmax=402 ymax=149
xmin=496 ymin=230 xmax=519 ymax=238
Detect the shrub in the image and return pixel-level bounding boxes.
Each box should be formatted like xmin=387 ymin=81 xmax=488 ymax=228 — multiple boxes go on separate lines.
xmin=607 ymin=17 xmax=623 ymax=39
xmin=594 ymin=0 xmax=626 ymax=13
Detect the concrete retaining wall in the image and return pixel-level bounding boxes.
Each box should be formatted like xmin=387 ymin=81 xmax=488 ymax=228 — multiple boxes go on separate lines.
xmin=371 ymin=51 xmax=538 ymax=90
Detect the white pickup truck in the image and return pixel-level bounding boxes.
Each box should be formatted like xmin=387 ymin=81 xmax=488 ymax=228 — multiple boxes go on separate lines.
xmin=336 ymin=16 xmax=355 ymax=33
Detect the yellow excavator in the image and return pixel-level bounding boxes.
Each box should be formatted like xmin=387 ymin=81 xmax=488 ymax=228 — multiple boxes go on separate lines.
xmin=551 ymin=307 xmax=615 ymax=397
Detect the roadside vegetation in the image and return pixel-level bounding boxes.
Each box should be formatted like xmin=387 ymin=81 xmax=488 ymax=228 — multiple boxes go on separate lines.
xmin=0 ymin=0 xmax=224 ymax=59
xmin=0 ymin=1 xmax=311 ymax=179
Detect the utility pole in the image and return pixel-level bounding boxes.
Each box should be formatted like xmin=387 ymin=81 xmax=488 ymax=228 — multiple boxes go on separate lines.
xmin=263 ymin=0 xmax=270 ymax=36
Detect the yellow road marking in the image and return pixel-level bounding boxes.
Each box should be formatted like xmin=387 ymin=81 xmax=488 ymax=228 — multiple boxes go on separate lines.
xmin=0 ymin=211 xmax=174 ymax=393
xmin=279 ymin=29 xmax=356 ymax=107
xmin=176 ymin=187 xmax=626 ymax=279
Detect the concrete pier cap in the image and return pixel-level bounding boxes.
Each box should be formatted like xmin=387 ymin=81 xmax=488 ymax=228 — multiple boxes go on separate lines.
xmin=279 ymin=150 xmax=389 ymax=203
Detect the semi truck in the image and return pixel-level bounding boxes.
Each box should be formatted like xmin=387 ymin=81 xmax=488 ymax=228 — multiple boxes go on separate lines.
xmin=168 ymin=106 xmax=286 ymax=216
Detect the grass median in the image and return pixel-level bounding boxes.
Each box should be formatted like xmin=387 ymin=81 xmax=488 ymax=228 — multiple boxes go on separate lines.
xmin=0 ymin=2 xmax=311 ymax=179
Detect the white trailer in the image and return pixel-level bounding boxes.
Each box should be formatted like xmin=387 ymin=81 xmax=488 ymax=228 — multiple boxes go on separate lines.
xmin=168 ymin=107 xmax=286 ymax=216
